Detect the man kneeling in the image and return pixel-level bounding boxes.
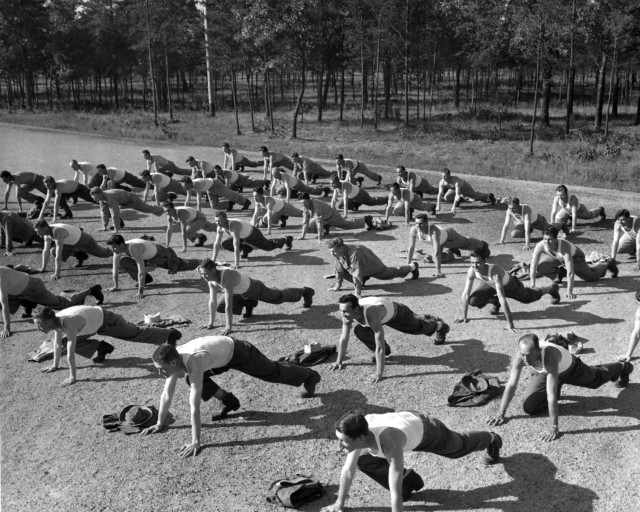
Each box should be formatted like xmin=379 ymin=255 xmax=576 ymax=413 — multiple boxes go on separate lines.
xmin=321 ymin=411 xmax=502 ymax=512
xmin=141 ymin=337 xmax=321 ymax=457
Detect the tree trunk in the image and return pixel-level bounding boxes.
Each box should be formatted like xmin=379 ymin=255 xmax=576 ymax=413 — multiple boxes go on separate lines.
xmin=384 ymin=59 xmax=391 ymax=119
xmin=291 ymin=58 xmax=306 ymax=139
xmin=317 ymin=57 xmax=324 ymax=121
xmin=203 ymin=2 xmax=215 ymax=116
xmin=163 ymin=35 xmax=173 ymax=122
xmin=404 ymin=0 xmax=410 ymax=125
xmin=231 ymin=68 xmax=240 ymax=135
xmin=635 ymin=83 xmax=640 ymax=126
xmin=340 ymin=64 xmax=345 ymax=121
xmin=454 ymin=65 xmax=461 ymax=108
xmin=244 ymin=57 xmax=255 ymax=132
xmin=541 ymin=66 xmax=552 ymax=126
xmin=594 ymin=51 xmax=607 ymax=131
xmin=604 ymin=43 xmax=617 ymax=141
xmin=359 ymin=8 xmax=365 ymax=128
xmin=612 ymin=71 xmax=619 ymax=117
xmin=145 ymin=0 xmax=158 ymax=126
xmin=373 ymin=13 xmax=382 ymax=131
xmin=528 ymin=28 xmax=542 ymax=155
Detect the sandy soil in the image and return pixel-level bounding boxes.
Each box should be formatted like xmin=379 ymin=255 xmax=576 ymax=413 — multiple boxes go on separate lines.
xmin=1 ymin=126 xmax=639 ymax=511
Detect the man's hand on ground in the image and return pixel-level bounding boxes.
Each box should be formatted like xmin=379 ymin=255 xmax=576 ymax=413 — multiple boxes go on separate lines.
xmin=140 ymin=424 xmax=165 ymax=436
xmin=486 ymin=415 xmax=506 ymax=426
xmin=61 ymin=377 xmax=77 ymax=387
xmin=0 ymin=329 xmax=10 ymax=338
xmin=199 ymin=323 xmax=214 ymax=330
xmin=454 ymin=318 xmax=469 ymax=324
xmin=40 ymin=365 xmax=58 ymax=373
xmin=179 ymin=442 xmax=201 ymax=458
xmin=329 ymin=362 xmax=345 ymax=371
xmin=540 ymin=427 xmax=560 ymax=442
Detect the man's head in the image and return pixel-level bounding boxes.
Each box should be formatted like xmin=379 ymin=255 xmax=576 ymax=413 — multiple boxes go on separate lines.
xmin=162 ymin=193 xmax=178 ymax=215
xmin=196 ymin=258 xmax=218 ymax=281
xmin=326 ymin=237 xmax=347 ymax=258
xmin=90 ymin=186 xmax=106 ymax=202
xmin=338 ymin=293 xmax=361 ymax=322
xmin=222 ymin=142 xmax=230 ymax=152
xmin=336 ymin=154 xmax=344 ymax=164
xmin=96 ymin=164 xmax=108 ymax=175
xmin=152 ymin=343 xmax=183 ymax=378
xmin=331 ymin=175 xmax=341 ymax=189
xmin=298 ymin=192 xmax=312 ymax=210
xmin=470 ymin=244 xmax=491 ymax=271
xmin=32 ymin=307 xmax=60 ymax=334
xmin=106 ymin=234 xmax=127 ymax=254
xmin=69 ymin=159 xmax=81 ymax=171
xmin=180 ymin=176 xmax=194 ymax=190
xmin=44 ymin=176 xmax=57 ymax=190
xmin=396 ymin=165 xmax=407 ymax=178
xmin=518 ymin=333 xmax=541 ymax=364
xmin=556 ymin=184 xmax=568 ymax=199
xmin=0 ymin=170 xmax=13 ymax=183
xmin=186 ymin=156 xmax=197 ymax=167
xmin=506 ymin=197 xmax=521 ymax=211
xmin=334 ymin=411 xmax=370 ymax=452
xmin=542 ymin=225 xmax=559 ymax=250
xmin=33 ymin=219 xmax=52 ymax=237
xmin=390 ymin=182 xmax=401 ymax=198
xmin=291 ymin=152 xmax=301 ymax=162
xmin=615 ymin=209 xmax=631 ymax=227
xmin=441 ymin=168 xmax=452 ymax=181
xmin=139 ymin=170 xmax=152 ymax=182
xmin=260 ymin=146 xmax=269 ymax=157
xmin=272 ymin=167 xmax=283 ymax=180
xmin=414 ymin=213 xmax=429 ymax=232
xmin=142 ymin=150 xmax=152 ymax=161
xmin=215 ymin=210 xmax=229 ymax=228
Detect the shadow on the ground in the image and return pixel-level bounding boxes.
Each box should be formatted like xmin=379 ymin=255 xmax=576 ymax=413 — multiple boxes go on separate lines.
xmin=197 ymin=389 xmax=394 ymax=449
xmin=512 ymin=299 xmax=625 ymax=330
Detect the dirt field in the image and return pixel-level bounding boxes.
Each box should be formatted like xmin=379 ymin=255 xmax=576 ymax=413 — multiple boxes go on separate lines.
xmin=1 ymin=125 xmax=639 ymax=511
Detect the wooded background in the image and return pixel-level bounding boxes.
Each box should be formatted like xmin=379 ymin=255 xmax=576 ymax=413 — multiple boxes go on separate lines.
xmin=2 ymin=0 xmax=639 ymax=137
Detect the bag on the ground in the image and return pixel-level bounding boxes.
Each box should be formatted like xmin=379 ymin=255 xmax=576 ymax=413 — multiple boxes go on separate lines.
xmin=447 ymin=369 xmax=501 ymax=407
xmin=545 ymin=332 xmax=583 ymax=354
xmin=371 ymin=217 xmax=391 ymax=230
xmin=277 ymin=345 xmax=336 ymax=367
xmin=27 ymin=338 xmax=66 ymax=362
xmin=266 ymin=474 xmax=324 ymax=508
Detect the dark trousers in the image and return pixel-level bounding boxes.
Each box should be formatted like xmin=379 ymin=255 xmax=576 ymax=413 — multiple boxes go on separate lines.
xmin=112 ymin=173 xmax=146 ymax=190
xmin=18 ymin=175 xmax=47 ymax=204
xmin=353 ymin=303 xmax=438 ymax=354
xmin=217 ymin=278 xmax=305 ymax=314
xmin=59 ymin=232 xmax=112 ymax=262
xmin=120 ymin=244 xmax=200 ymax=279
xmin=155 ymin=180 xmax=187 ymax=203
xmin=536 ymin=248 xmax=609 ymax=282
xmin=6 ymin=276 xmax=88 ymax=314
xmin=0 ymin=214 xmax=42 ymax=251
xmin=194 ymin=339 xmax=313 ymax=400
xmin=357 ymin=414 xmax=492 ymax=498
xmin=469 ymin=276 xmax=545 ymax=309
xmin=221 ymin=227 xmax=286 ymax=253
xmin=59 ymin=184 xmax=96 ymax=215
xmin=522 ymin=357 xmax=624 ymax=415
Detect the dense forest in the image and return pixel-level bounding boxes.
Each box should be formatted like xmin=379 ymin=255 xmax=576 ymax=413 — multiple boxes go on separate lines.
xmin=2 ymin=0 xmax=640 ymax=138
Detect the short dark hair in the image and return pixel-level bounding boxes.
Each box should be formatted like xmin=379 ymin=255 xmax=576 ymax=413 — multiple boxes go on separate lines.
xmin=222 ymin=142 xmax=230 ymax=148
xmin=336 ymin=154 xmax=344 ymax=160
xmin=301 ymin=193 xmax=311 ymax=200
xmin=291 ymin=152 xmax=300 ymax=158
xmin=186 ymin=156 xmax=195 ymax=163
xmin=260 ymin=146 xmax=268 ymax=153
xmin=44 ymin=176 xmax=56 ymax=187
xmin=34 ymin=219 xmax=49 ymax=230
xmin=215 ymin=210 xmax=227 ymax=218
xmin=106 ymin=234 xmax=126 ymax=246
xmin=615 ymin=209 xmax=630 ymax=219
xmin=213 ymin=165 xmax=222 ymax=171
xmin=442 ymin=168 xmax=451 ymax=176
xmin=507 ymin=197 xmax=520 ymax=207
xmin=253 ymin=187 xmax=264 ymax=195
xmin=90 ymin=186 xmax=103 ymax=196
xmin=396 ymin=165 xmax=406 ymax=173
xmin=338 ymin=293 xmax=360 ymax=310
xmin=0 ymin=170 xmax=13 ymax=180
xmin=543 ymin=225 xmax=559 ymax=239
xmin=390 ymin=182 xmax=400 ymax=190
xmin=556 ymin=184 xmax=568 ymax=194
xmin=152 ymin=343 xmax=180 ymax=364
xmin=139 ymin=170 xmax=151 ymax=178
xmin=33 ymin=307 xmax=57 ymax=323
xmin=334 ymin=411 xmax=369 ymax=438
xmin=471 ymin=243 xmax=491 ymax=260
xmin=142 ymin=149 xmax=150 ymax=156
xmin=326 ymin=237 xmax=344 ymax=249
xmin=181 ymin=176 xmax=193 ymax=186
xmin=97 ymin=164 xmax=107 ymax=171
xmin=197 ymin=258 xmax=217 ymax=270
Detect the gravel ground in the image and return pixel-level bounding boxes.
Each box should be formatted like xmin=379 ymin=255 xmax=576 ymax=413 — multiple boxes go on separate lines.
xmin=1 ymin=126 xmax=639 ymax=511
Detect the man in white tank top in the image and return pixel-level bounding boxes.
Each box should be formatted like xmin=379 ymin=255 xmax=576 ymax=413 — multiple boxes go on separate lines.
xmin=1 ymin=170 xmax=48 ymax=211
xmin=550 ymin=184 xmax=605 ymax=233
xmin=142 ymin=337 xmax=321 ymax=457
xmin=39 ymin=176 xmax=96 ymax=222
xmin=197 ymin=258 xmax=314 ymax=334
xmin=291 ymin=152 xmax=333 ymax=184
xmin=530 ymin=225 xmax=617 ymax=299
xmin=488 ymin=333 xmax=632 ymax=442
xmin=214 ymin=165 xmax=267 ymax=191
xmin=140 ymin=170 xmax=186 ymax=205
xmin=334 ymin=293 xmax=449 ymax=382
xmin=33 ymin=305 xmax=181 ymax=386
xmin=251 ymin=187 xmax=303 ymax=232
xmin=213 ymin=211 xmax=293 ymax=268
xmin=384 ymin=183 xmax=436 ymax=226
xmin=620 ymin=291 xmax=640 ymax=362
xmin=611 ymin=209 xmax=640 ymax=267
xmin=498 ymin=197 xmax=554 ymax=250
xmin=329 ymin=176 xmax=387 ymax=218
xmin=0 ymin=211 xmax=41 ymax=255
xmin=456 ymin=246 xmax=559 ymax=332
xmin=260 ymin=146 xmax=295 ymax=180
xmin=222 ymin=143 xmax=261 ymax=171
xmin=436 ymin=168 xmax=496 ymax=214
xmin=106 ymin=234 xmax=200 ymax=300
xmin=69 ymin=159 xmax=102 ymax=188
xmin=0 ymin=265 xmax=103 ymax=338
xmin=323 ymin=410 xmax=501 ymax=511
xmin=335 ymin=154 xmax=382 ymax=185
xmin=395 ymin=165 xmax=438 ymax=196
xmin=35 ymin=219 xmax=112 ymax=277
xmin=90 ymin=187 xmax=165 ymax=233
xmin=96 ymin=164 xmax=146 ymax=191
xmin=142 ymin=149 xmax=191 ymax=176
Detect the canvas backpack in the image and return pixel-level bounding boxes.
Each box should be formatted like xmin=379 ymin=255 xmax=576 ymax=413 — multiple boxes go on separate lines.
xmin=266 ymin=475 xmax=324 ymax=508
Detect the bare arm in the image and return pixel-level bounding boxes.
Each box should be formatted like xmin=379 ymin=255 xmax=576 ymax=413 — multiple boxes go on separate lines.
xmin=3 ymin=182 xmax=13 ymax=210
xmin=621 ymin=309 xmax=640 ymax=361
xmin=368 ymin=309 xmax=386 ymax=382
xmin=0 ymin=282 xmax=11 ymax=336
xmin=406 ymin=227 xmax=418 ymax=264
xmin=211 ymin=230 xmax=222 ymax=262
xmin=321 ymin=449 xmax=360 ymax=512
xmin=39 ymin=236 xmax=52 ymax=272
xmin=564 ymin=251 xmax=576 ymax=298
xmin=610 ymin=223 xmax=622 ymax=260
xmin=529 ymin=243 xmax=544 ymax=287
xmin=488 ymin=354 xmax=524 ymax=424
xmin=52 ymin=238 xmax=64 ymax=279
xmin=494 ymin=278 xmax=516 ymax=331
xmin=110 ymin=253 xmax=121 ymax=291
xmin=499 ymin=211 xmax=511 ymax=244
xmin=456 ymin=269 xmax=475 ymax=322
xmin=332 ymin=320 xmax=352 ymax=370
xmin=550 ymin=196 xmax=558 ymax=223
xmin=141 ymin=373 xmax=179 ymax=436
